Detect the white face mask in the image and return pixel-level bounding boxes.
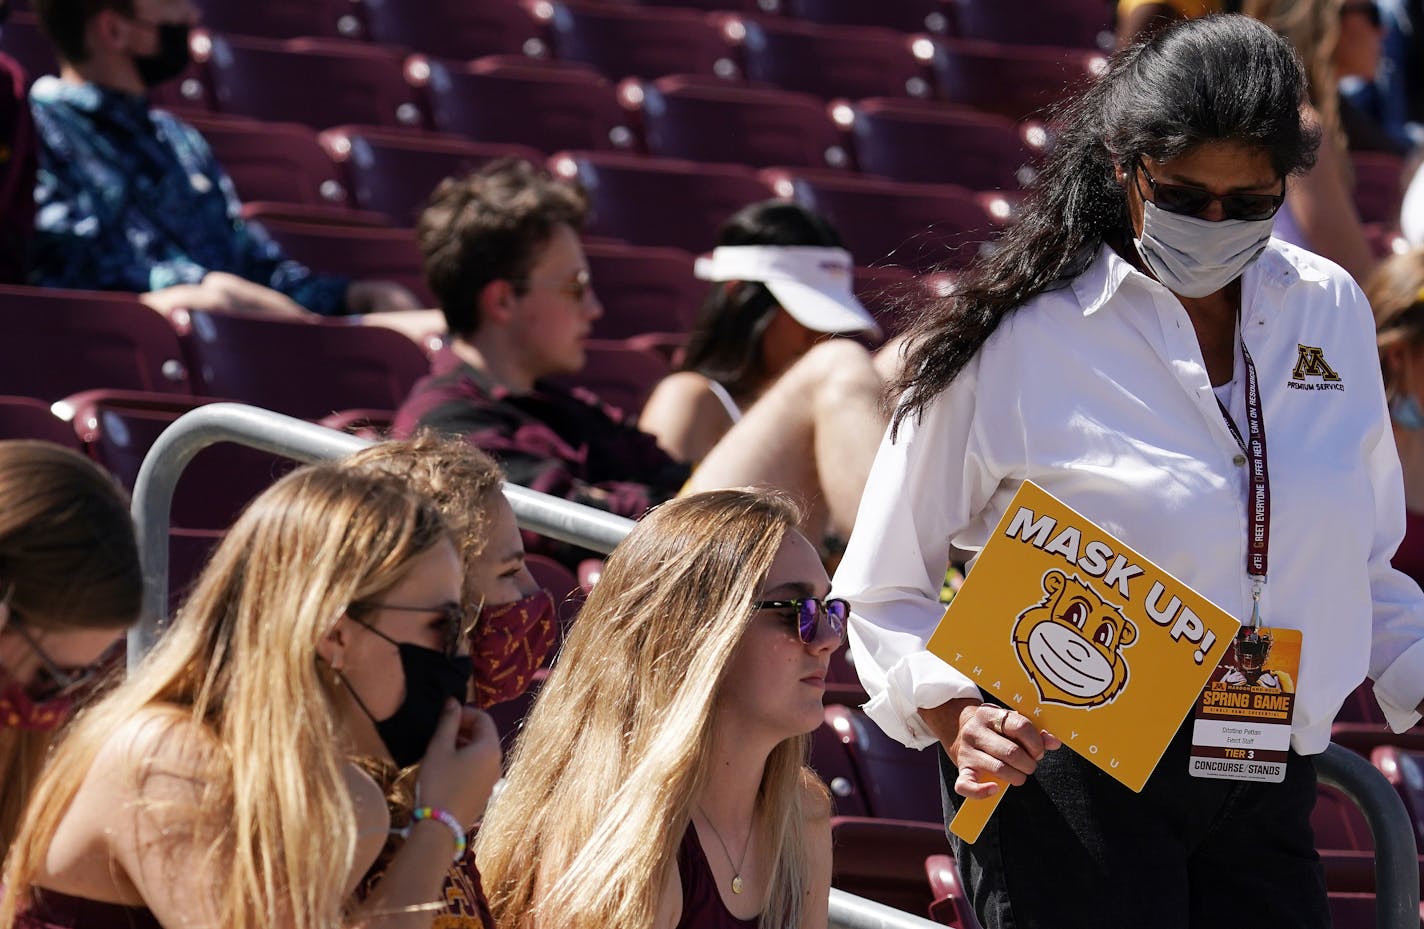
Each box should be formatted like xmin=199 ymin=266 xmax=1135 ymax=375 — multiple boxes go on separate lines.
xmin=1133 ymin=200 xmax=1276 ymax=298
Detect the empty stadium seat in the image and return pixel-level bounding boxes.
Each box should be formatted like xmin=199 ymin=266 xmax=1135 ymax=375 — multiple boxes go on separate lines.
xmin=764 ymin=169 xmax=1000 ymax=272
xmin=542 ymin=3 xmax=739 ymax=82
xmin=810 ymin=716 xmax=871 ymax=817
xmin=191 ymin=0 xmax=360 ymax=40
xmin=61 ymin=390 xmax=297 ymax=530
xmin=584 ymin=242 xmax=700 ymax=341
xmin=0 ymin=395 xmax=82 ymax=447
xmin=853 ymin=264 xmax=927 ymax=339
xmin=849 ymin=98 xmax=1042 ymax=190
xmin=182 ymin=114 xmax=353 ymax=211
xmin=362 ymin=0 xmax=549 ymax=61
xmin=545 ymin=339 xmax=670 ymax=418
xmin=824 ymin=702 xmax=943 ymax=822
xmin=418 ymin=56 xmax=636 ymax=154
xmin=639 ymin=78 xmax=848 ymax=170
xmin=950 ymin=0 xmax=1111 ymax=50
xmin=1312 ymin=783 xmax=1375 ymax=851
xmin=783 ymin=0 xmax=950 ymax=34
xmin=176 ymin=309 xmax=432 ymax=420
xmin=735 ymin=18 xmax=932 ymax=101
xmin=925 ymin=854 xmax=984 ymax=929
xmin=1371 ymin=746 xmax=1424 ymax=848
xmin=202 ymin=34 xmax=425 ymax=131
xmin=321 ymin=125 xmax=543 ymax=224
xmin=0 ymin=286 xmax=191 ymax=400
xmin=829 ymin=818 xmax=953 ymax=917
xmin=551 ymin=151 xmax=777 ymax=253
xmin=247 ymin=219 xmax=433 ymax=304
xmin=930 ymin=38 xmax=1106 ymax=121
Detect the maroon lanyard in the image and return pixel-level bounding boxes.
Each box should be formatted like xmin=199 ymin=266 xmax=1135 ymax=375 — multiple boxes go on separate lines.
xmin=1215 ymin=339 xmax=1269 ymax=627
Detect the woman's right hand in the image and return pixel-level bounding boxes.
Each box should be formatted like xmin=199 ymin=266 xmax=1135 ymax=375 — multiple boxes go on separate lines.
xmin=415 ymin=699 xmax=503 ymax=827
xmin=927 ymin=698 xmax=1062 ymax=799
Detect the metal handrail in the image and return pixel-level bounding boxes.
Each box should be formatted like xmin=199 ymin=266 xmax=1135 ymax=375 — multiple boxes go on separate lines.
xmin=129 ymin=402 xmax=633 ymax=663
xmin=127 ymin=404 xmax=1422 ymax=929
xmin=1316 ymin=742 xmax=1421 ymax=929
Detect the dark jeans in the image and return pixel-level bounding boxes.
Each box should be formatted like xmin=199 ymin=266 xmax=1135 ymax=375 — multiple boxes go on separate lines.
xmin=940 ymin=716 xmax=1330 ymax=929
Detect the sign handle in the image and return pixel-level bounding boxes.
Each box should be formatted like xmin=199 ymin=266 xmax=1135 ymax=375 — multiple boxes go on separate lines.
xmin=948 ymin=778 xmax=1007 ymax=843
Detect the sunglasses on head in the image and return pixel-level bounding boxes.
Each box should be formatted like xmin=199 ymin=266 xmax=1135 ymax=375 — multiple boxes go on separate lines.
xmin=349 ymin=601 xmax=468 ymax=658
xmin=754 ymin=596 xmax=849 ymax=644
xmin=1135 ymin=161 xmax=1286 ymax=222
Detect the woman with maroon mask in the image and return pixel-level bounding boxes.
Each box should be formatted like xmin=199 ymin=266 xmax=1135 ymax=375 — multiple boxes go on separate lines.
xmin=0 ymin=441 xmax=140 ymax=860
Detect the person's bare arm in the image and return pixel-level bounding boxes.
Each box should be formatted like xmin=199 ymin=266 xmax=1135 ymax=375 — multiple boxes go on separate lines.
xmin=139 ymin=272 xmax=310 ymax=318
xmin=639 ymin=371 xmax=734 ymax=464
xmin=922 ymin=698 xmax=1062 ymax=799
xmin=798 ymin=777 xmax=833 ymax=929
xmin=346 ymin=280 xmax=424 ymax=315
xmin=1287 ymin=109 xmax=1376 ymax=284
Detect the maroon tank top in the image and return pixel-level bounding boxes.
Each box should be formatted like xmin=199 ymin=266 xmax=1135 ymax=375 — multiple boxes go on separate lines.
xmin=15 ymin=887 xmax=161 ymax=929
xmin=674 ymin=825 xmax=759 ymax=929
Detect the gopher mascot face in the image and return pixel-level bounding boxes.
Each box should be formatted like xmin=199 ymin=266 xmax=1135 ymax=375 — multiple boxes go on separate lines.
xmin=1012 ymin=570 xmax=1136 ymax=708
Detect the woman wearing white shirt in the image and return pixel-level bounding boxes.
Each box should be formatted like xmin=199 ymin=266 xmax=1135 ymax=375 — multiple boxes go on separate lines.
xmin=836 ymin=14 xmax=1424 ymax=929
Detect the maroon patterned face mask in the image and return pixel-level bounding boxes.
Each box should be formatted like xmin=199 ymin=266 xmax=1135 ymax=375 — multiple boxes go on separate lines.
xmin=467 ymin=590 xmax=558 ymax=708
xmin=0 ymin=680 xmax=75 ymax=731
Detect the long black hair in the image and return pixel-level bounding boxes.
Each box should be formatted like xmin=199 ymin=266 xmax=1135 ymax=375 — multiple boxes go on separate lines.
xmin=680 ymin=201 xmax=845 ymax=398
xmin=889 ymin=13 xmax=1320 ymax=437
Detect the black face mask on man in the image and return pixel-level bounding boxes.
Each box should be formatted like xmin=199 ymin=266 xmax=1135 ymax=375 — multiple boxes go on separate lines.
xmin=339 ymin=619 xmax=474 ymax=769
xmin=130 ymin=20 xmax=191 ymax=88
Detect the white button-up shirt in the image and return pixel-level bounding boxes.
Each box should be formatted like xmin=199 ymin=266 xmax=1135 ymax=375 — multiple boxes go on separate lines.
xmin=836 ymin=241 xmax=1424 ymax=754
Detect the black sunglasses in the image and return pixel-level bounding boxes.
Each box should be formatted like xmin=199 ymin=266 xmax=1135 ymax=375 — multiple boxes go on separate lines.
xmin=1340 ymin=0 xmax=1382 ymax=28
xmin=350 ymin=601 xmax=468 ymax=658
xmin=1136 ymin=161 xmax=1285 ymax=222
xmin=754 ymin=596 xmax=849 ymax=644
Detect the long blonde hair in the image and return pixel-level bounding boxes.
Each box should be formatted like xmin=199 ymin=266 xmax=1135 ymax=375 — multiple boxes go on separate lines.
xmin=477 ymin=488 xmax=819 ymax=929
xmin=1 ymin=464 xmax=449 ymax=929
xmin=0 ymin=441 xmax=141 ymax=858
xmin=1242 ymin=0 xmax=1343 ymax=134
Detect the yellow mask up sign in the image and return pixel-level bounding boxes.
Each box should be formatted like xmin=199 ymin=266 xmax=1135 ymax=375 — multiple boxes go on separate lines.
xmin=928 ymin=481 xmax=1240 ymax=841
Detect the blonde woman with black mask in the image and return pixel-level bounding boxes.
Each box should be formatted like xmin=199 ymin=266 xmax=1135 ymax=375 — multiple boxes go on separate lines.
xmin=477 ymin=489 xmax=837 ymax=929
xmin=1 ymin=464 xmax=500 ymax=929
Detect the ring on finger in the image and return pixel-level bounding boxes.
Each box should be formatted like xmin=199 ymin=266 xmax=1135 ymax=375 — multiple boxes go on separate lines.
xmin=991 ymin=707 xmax=1011 ymax=735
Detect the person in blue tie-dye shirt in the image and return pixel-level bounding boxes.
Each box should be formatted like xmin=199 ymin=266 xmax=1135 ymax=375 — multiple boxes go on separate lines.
xmin=27 ymin=0 xmax=421 ymax=318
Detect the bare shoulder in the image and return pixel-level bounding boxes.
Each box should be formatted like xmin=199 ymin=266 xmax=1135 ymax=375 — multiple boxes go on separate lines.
xmin=798 ymin=767 xmax=833 ymax=823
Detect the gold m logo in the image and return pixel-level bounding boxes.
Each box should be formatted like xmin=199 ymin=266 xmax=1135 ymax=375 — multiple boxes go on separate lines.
xmin=1291 ymin=344 xmax=1341 ymax=382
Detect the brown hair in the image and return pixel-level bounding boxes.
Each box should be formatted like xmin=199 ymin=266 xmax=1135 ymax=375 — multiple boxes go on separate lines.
xmin=417 ymin=158 xmax=589 ymax=338
xmin=0 ymin=440 xmax=140 ymax=857
xmin=33 ymin=0 xmax=135 ymax=64
xmin=1368 ymin=248 xmax=1424 ymax=392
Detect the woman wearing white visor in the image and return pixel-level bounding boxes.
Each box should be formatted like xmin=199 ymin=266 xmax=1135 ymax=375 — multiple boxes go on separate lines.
xmin=643 ymin=202 xmax=898 ymax=551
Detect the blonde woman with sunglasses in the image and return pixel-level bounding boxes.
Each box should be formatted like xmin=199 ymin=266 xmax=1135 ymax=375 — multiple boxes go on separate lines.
xmin=1 ymin=463 xmax=500 ymax=929
xmin=0 ymin=441 xmax=141 ymax=862
xmin=477 ymin=489 xmax=837 ymax=929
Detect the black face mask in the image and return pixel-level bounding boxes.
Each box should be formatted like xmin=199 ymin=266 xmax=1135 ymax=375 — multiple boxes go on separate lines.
xmin=342 ymin=626 xmax=474 ymax=769
xmin=132 ymin=21 xmax=191 ymax=88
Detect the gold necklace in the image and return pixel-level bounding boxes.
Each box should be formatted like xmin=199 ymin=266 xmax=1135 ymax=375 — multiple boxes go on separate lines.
xmin=696 ymin=807 xmax=751 ymax=895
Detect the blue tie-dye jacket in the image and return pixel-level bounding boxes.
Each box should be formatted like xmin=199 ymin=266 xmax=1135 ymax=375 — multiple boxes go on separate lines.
xmin=28 ymin=77 xmax=349 ymax=315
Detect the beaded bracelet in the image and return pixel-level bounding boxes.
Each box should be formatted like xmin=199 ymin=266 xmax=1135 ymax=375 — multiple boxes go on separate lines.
xmin=406 ymin=806 xmax=467 ymax=863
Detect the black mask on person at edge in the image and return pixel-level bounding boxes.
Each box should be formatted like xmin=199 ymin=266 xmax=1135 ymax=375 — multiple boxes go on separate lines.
xmin=131 ymin=21 xmax=191 ymax=88
xmin=373 ymin=642 xmax=473 ymax=768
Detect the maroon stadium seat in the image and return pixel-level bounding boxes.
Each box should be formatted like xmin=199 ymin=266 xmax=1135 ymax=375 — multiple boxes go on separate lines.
xmin=182 ymin=114 xmax=353 ymax=211
xmin=321 ymin=125 xmax=543 ymax=224
xmin=544 ymin=339 xmax=669 ymax=418
xmin=850 ymin=98 xmax=1043 ymax=190
xmin=640 ymin=77 xmax=848 ymax=170
xmin=551 ymin=151 xmax=777 ymax=253
xmin=1351 ymin=151 xmax=1406 ymax=227
xmin=829 ymin=818 xmax=953 ymax=917
xmin=176 ymin=309 xmax=432 ymax=420
xmin=930 ymin=38 xmax=1106 ymax=121
xmin=925 ymin=854 xmax=985 ymax=929
xmin=736 ymin=17 xmax=933 ymax=101
xmin=782 ymin=0 xmax=950 ymax=34
xmin=0 ymin=13 xmax=54 ymax=86
xmin=418 ymin=56 xmax=636 ymax=154
xmin=951 ymin=0 xmax=1111 ymax=50
xmin=583 ymin=242 xmax=700 ymax=341
xmin=810 ymin=715 xmax=871 ymax=817
xmin=764 ymin=169 xmax=1001 ymax=272
xmin=0 ymin=286 xmax=191 ymax=400
xmin=854 ymin=264 xmax=928 ymax=339
xmin=362 ymin=0 xmax=549 ymax=61
xmin=1371 ymin=746 xmax=1424 ymax=849
xmin=1312 ymin=782 xmax=1375 ymax=851
xmin=191 ymin=0 xmax=359 ymax=41
xmin=202 ymin=35 xmax=425 ymax=131
xmin=0 ymin=395 xmax=82 ymax=447
xmin=247 ymin=219 xmax=433 ymax=304
xmin=543 ymin=2 xmax=739 ymax=82
xmin=824 ymin=701 xmax=944 ymax=822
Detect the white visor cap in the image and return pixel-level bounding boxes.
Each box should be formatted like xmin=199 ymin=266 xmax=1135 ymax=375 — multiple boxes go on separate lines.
xmin=693 ymin=245 xmax=881 ymax=338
